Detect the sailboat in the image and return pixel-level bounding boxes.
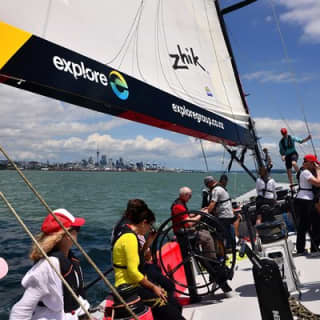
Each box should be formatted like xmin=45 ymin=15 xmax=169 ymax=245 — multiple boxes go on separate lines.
xmin=1 ymin=1 xmax=319 ymax=319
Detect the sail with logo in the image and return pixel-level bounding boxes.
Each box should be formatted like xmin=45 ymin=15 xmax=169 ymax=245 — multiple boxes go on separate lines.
xmin=0 ymin=0 xmax=255 ymax=148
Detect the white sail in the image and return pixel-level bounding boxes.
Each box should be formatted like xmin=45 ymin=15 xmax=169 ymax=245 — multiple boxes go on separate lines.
xmin=1 ymin=0 xmax=248 ymax=124
xmin=1 ymin=0 xmax=256 ymax=148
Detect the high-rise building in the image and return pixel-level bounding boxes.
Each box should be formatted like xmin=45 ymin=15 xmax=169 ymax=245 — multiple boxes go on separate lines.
xmin=101 ymin=154 xmax=107 ymax=166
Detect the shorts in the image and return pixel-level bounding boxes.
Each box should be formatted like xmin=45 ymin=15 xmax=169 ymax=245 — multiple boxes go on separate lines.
xmin=285 ymin=152 xmax=298 ymax=169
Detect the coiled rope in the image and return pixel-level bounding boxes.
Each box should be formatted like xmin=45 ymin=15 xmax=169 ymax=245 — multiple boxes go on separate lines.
xmin=289 ymin=296 xmax=320 ymax=320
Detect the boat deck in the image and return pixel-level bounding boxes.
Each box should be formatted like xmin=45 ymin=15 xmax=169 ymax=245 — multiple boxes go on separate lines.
xmin=183 ymin=238 xmax=320 ymax=320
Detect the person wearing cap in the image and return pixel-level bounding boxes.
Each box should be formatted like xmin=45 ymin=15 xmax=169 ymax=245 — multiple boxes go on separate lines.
xmin=279 ymin=128 xmax=311 ymax=186
xmin=201 ymin=176 xmax=217 ymax=208
xmin=10 ymin=209 xmax=88 ymax=320
xmin=295 ymin=155 xmax=320 ymax=255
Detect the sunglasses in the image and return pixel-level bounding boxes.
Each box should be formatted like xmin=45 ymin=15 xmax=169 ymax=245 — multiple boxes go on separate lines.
xmin=70 ymin=226 xmax=80 ymax=233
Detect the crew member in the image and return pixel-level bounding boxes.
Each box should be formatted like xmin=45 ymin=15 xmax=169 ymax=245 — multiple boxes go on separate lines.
xmin=295 ymin=154 xmax=320 ymax=255
xmin=172 ymin=187 xmax=233 ymax=296
xmin=207 ymin=174 xmax=236 ymax=250
xmin=201 ymin=176 xmax=217 ymax=208
xmin=279 ymin=128 xmax=311 ymax=186
xmin=10 ymin=209 xmax=88 ymax=320
xmin=112 ymin=200 xmax=185 ymax=320
xmin=255 ymin=166 xmax=277 ymax=224
xmin=111 ymin=199 xmax=178 ymax=310
xmin=262 ymin=148 xmax=273 ymax=173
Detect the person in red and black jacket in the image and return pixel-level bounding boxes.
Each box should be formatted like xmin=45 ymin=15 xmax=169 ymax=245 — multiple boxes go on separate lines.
xmin=171 ymin=187 xmax=234 ymax=296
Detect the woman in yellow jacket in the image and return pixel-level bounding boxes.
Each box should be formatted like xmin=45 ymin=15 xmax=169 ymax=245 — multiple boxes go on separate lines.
xmin=112 ymin=199 xmax=185 ymax=320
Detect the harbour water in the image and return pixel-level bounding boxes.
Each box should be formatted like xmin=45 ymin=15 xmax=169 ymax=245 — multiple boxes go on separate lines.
xmin=0 ymin=170 xmax=289 ymax=318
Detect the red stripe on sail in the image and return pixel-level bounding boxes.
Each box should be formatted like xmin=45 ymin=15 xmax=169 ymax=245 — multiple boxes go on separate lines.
xmin=120 ymin=110 xmax=237 ymax=146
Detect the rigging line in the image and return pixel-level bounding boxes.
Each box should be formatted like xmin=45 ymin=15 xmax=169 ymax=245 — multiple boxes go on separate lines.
xmin=203 ymin=0 xmax=242 ymax=145
xmin=134 ymin=1 xmax=147 ymax=82
xmin=0 ymin=145 xmax=139 ymax=320
xmin=42 ymin=0 xmax=52 ymax=38
xmin=158 ymin=0 xmax=194 ymax=101
xmin=221 ymin=145 xmax=226 ymax=172
xmin=105 ymin=1 xmax=144 ymax=66
xmin=268 ymin=0 xmax=317 ymax=156
xmin=118 ymin=18 xmax=141 ymax=70
xmin=199 ymin=140 xmax=209 ymax=172
xmin=154 ymin=0 xmax=182 ymax=99
xmin=161 ymin=0 xmax=203 ymax=105
xmin=0 ymin=192 xmax=94 ymax=320
xmin=278 ymin=111 xmax=307 ymax=155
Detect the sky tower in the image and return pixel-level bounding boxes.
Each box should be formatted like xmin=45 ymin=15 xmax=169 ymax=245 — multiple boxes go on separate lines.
xmin=96 ymin=144 xmax=100 ymax=167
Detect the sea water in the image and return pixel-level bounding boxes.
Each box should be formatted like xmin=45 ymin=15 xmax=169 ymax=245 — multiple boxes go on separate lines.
xmin=0 ymin=170 xmax=289 ymax=318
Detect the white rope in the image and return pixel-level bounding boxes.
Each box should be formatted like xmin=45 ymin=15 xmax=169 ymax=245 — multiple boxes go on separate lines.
xmin=0 ymin=145 xmax=139 ymax=320
xmin=268 ymin=0 xmax=317 ymax=156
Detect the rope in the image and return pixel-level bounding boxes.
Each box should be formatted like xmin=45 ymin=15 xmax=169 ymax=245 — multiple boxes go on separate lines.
xmin=199 ymin=140 xmax=209 ymax=172
xmin=289 ymin=296 xmax=320 ymax=319
xmin=278 ymin=112 xmax=307 ymax=155
xmin=42 ymin=0 xmax=52 ymax=37
xmin=0 ymin=192 xmax=94 ymax=319
xmin=268 ymin=0 xmax=317 ymax=157
xmin=0 ymin=145 xmax=139 ymax=320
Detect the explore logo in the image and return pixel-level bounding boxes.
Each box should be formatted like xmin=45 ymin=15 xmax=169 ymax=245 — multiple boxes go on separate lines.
xmin=109 ymin=71 xmax=129 ymax=100
xmin=53 ymin=56 xmax=108 ymax=86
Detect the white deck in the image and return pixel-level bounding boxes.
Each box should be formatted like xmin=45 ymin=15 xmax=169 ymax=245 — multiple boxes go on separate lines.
xmin=182 ymin=237 xmax=320 ymax=320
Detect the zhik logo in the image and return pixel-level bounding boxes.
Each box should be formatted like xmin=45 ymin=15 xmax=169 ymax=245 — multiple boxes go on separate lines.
xmin=169 ymin=45 xmax=206 ymax=71
xmin=53 ymin=56 xmax=108 ymax=86
xmin=109 ymin=71 xmax=129 ymax=100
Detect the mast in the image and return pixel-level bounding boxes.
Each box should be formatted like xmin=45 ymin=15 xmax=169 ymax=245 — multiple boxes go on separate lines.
xmin=215 ymin=0 xmax=263 ymax=179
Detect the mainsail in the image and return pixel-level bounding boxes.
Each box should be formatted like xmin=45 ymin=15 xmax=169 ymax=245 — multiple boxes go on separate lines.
xmin=0 ymin=0 xmax=254 ymax=147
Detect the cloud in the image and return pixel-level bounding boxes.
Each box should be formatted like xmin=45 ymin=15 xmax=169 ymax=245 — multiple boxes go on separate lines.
xmin=265 ymin=16 xmax=272 ymax=23
xmin=276 ymin=0 xmax=320 ymax=43
xmin=253 ymin=117 xmax=320 ymax=168
xmin=242 ymin=70 xmax=314 ymax=83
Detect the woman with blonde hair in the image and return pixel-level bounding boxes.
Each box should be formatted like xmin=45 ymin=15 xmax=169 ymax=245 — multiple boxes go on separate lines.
xmin=10 ymin=209 xmax=88 ymax=320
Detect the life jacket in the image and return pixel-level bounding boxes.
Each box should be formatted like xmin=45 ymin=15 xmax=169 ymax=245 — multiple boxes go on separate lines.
xmin=213 ymin=184 xmax=231 ymax=206
xmin=111 ymin=224 xmax=145 ymax=274
xmin=258 ymin=177 xmax=274 ymax=198
xmin=280 ymin=135 xmax=293 ymax=152
xmin=296 ymin=168 xmax=315 ymax=193
xmin=49 ymin=250 xmax=85 ymax=313
xmin=171 ymin=198 xmax=188 ymax=213
xmin=201 ymin=188 xmax=210 ymax=208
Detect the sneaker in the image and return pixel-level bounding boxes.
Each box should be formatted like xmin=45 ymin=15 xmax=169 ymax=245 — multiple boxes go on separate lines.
xmin=220 ymin=282 xmax=232 ymax=293
xmin=294 ymin=250 xmax=308 ymax=257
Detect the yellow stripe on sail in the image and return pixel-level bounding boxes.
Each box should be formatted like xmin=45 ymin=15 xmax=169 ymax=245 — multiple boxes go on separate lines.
xmin=0 ymin=21 xmax=32 ymax=70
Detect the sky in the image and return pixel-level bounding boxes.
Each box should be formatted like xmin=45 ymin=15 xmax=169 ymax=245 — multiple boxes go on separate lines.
xmin=0 ymin=0 xmax=319 ymax=170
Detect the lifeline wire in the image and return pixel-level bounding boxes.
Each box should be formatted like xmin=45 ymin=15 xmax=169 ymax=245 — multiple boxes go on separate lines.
xmin=268 ymin=0 xmax=317 ymax=157
xmin=0 ymin=192 xmax=93 ymax=320
xmin=200 ymin=140 xmax=209 ymax=172
xmin=0 ymin=145 xmax=139 ymax=320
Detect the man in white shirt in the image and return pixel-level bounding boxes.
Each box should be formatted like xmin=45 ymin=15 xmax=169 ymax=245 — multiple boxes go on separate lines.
xmin=207 ymin=174 xmax=236 ymax=250
xmin=255 ymin=166 xmax=277 ymax=224
xmin=295 ymin=154 xmax=320 ymax=254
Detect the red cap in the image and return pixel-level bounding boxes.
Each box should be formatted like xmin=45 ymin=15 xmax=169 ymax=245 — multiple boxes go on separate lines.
xmin=304 ymin=154 xmax=320 ymax=164
xmin=280 ymin=128 xmax=287 ymax=135
xmin=41 ymin=208 xmax=85 ymax=234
